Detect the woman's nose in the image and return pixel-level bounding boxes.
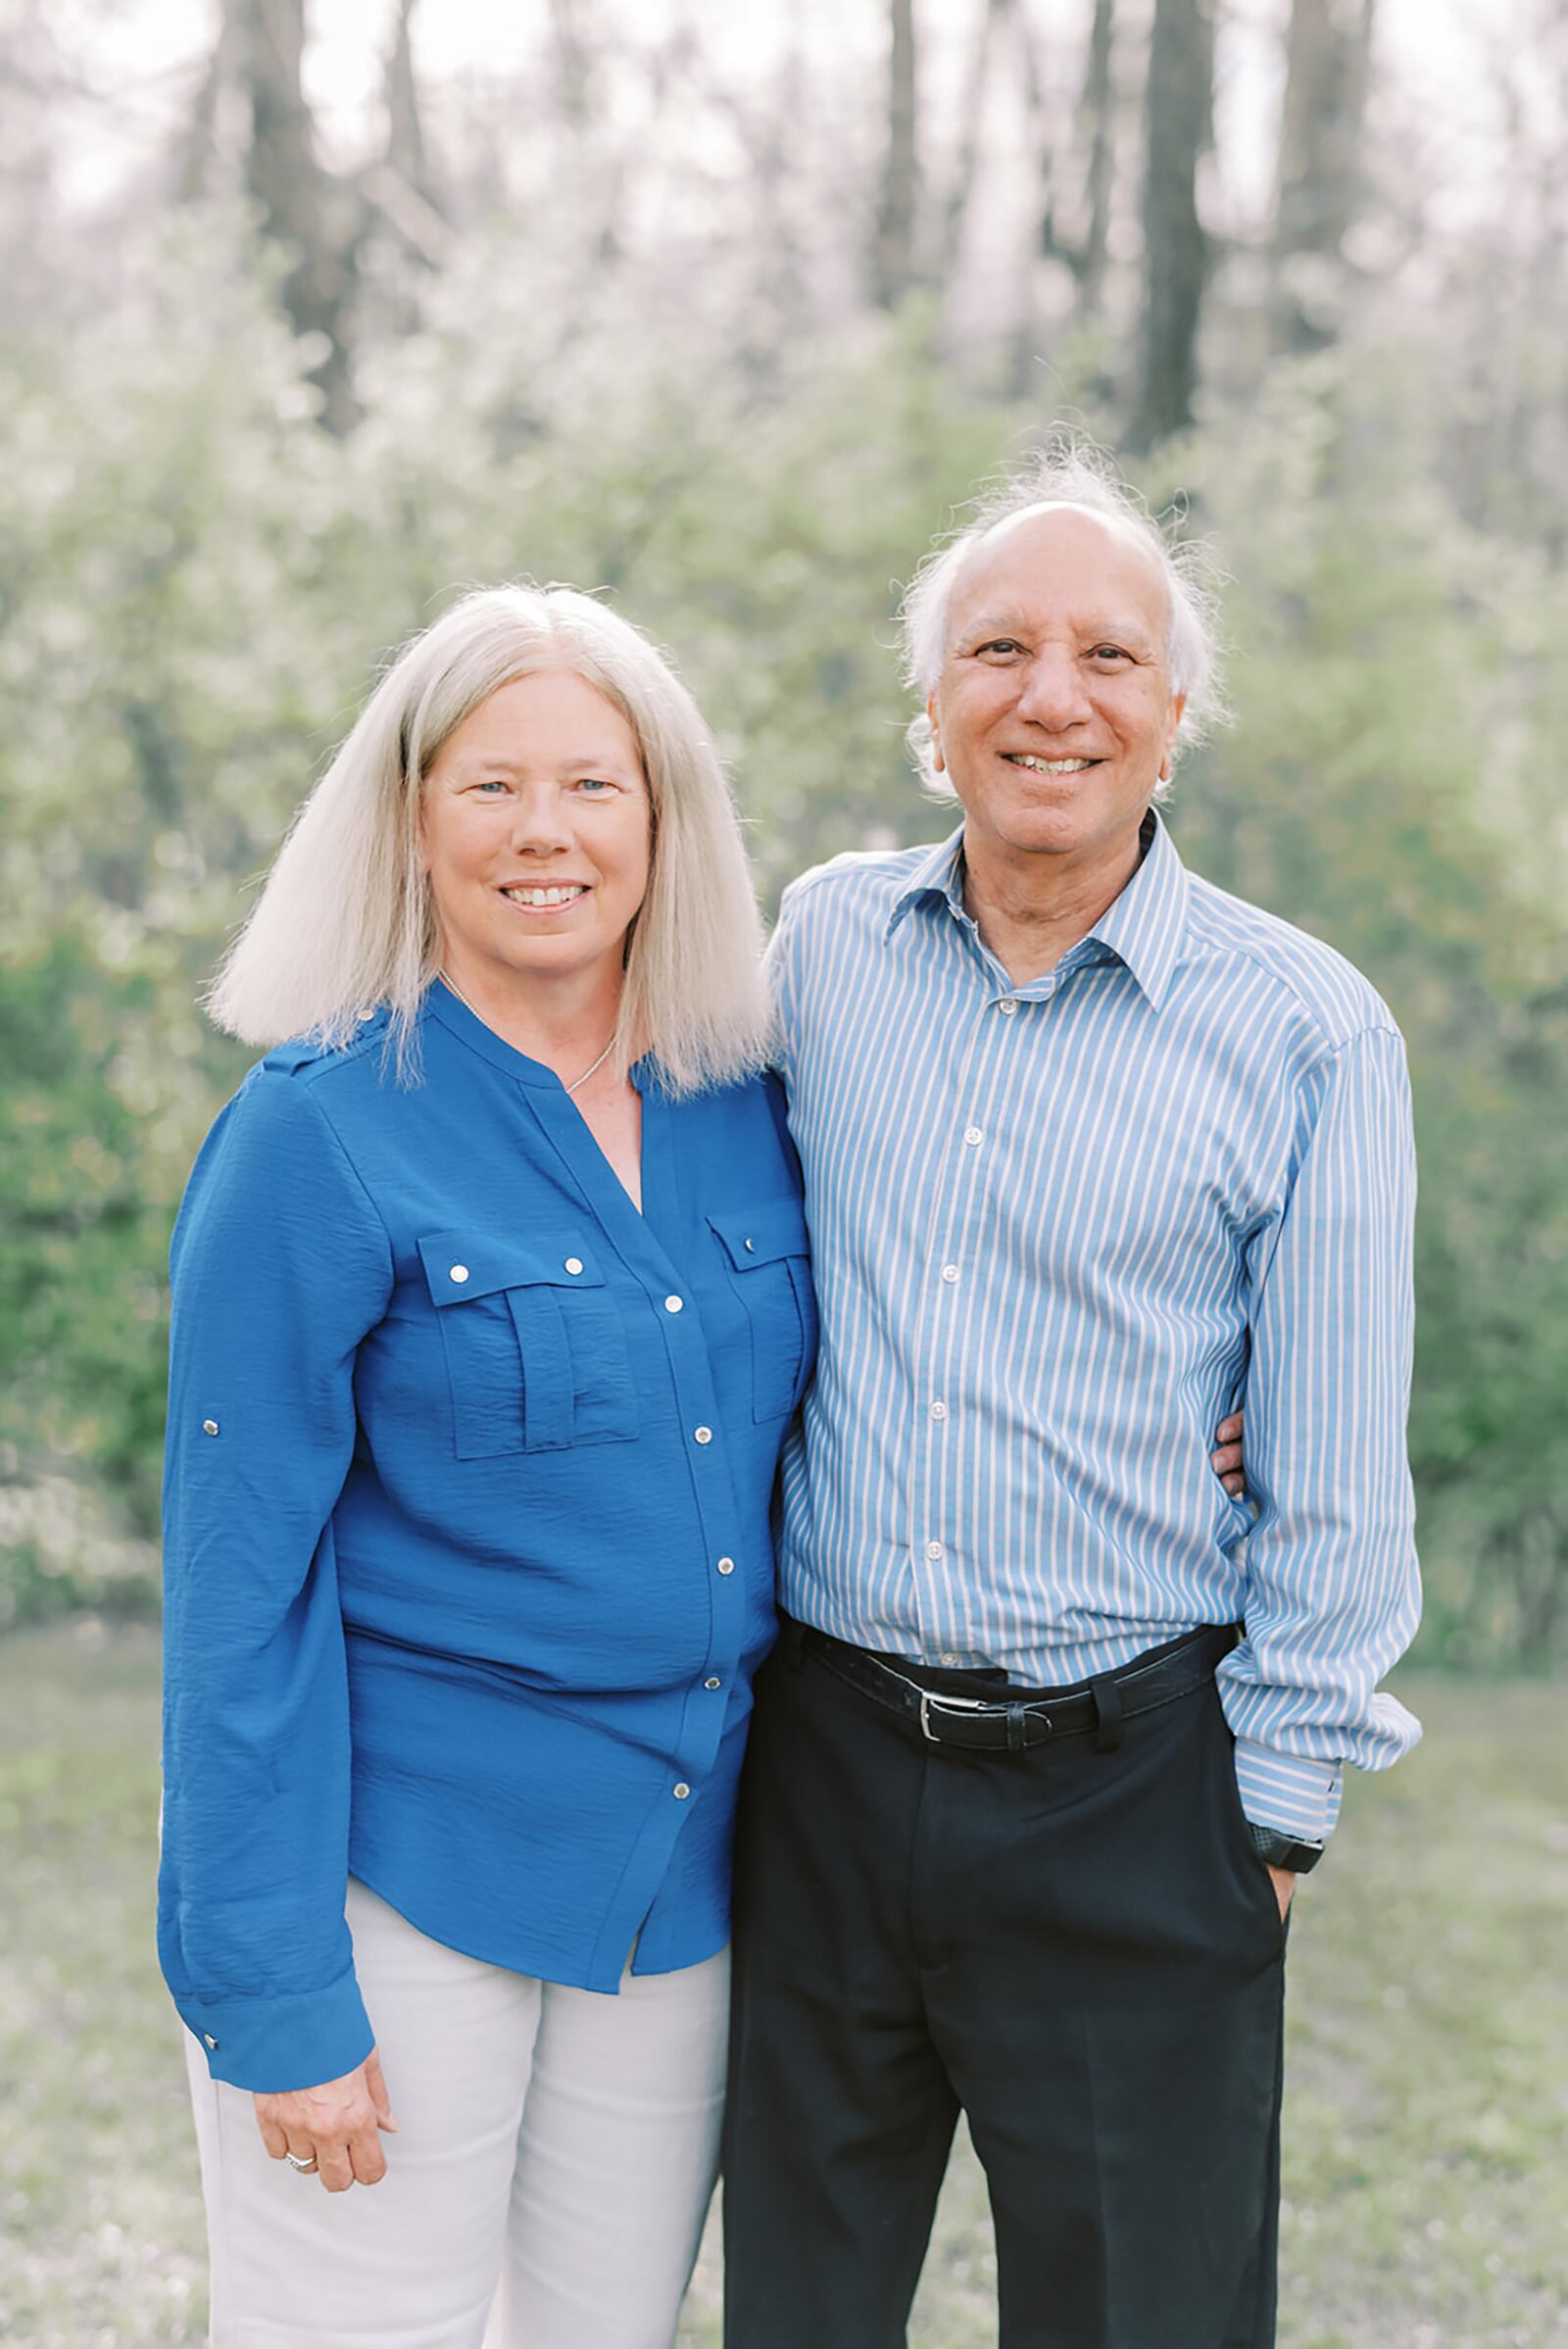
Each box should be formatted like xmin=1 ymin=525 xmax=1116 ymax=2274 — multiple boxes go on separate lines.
xmin=508 ymin=788 xmax=572 ymax=854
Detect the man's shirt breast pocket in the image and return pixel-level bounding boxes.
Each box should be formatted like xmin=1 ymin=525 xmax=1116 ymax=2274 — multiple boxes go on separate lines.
xmin=708 ymin=1200 xmax=816 ymax=1424
xmin=416 ymin=1232 xmax=640 ymax=1459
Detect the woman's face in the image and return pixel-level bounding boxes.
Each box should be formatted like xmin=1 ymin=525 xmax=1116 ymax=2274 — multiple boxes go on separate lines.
xmin=420 ymin=669 xmax=653 ymax=1002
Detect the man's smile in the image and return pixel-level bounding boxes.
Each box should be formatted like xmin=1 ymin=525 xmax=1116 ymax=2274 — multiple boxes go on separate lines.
xmin=1001 ymin=753 xmax=1102 ymax=774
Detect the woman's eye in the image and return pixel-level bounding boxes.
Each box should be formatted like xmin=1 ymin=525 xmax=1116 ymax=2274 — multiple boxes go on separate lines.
xmin=470 ymin=779 xmax=510 ymax=795
xmin=574 ymin=776 xmax=616 ymax=795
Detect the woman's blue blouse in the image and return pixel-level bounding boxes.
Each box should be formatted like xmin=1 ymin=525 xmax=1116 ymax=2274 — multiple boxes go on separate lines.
xmin=158 ymin=987 xmax=814 ymax=2093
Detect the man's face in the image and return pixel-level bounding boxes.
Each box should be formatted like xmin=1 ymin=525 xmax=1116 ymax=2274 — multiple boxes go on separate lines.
xmin=926 ymin=506 xmax=1185 ymax=877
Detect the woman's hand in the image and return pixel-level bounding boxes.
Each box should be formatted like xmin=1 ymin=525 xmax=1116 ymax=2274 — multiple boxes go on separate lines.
xmin=253 ymin=2048 xmax=399 ymax=2192
xmin=1210 ymin=1410 xmax=1246 ymax=1499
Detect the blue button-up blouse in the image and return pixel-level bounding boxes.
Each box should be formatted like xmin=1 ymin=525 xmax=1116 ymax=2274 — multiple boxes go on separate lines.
xmin=158 ymin=986 xmax=813 ymax=2093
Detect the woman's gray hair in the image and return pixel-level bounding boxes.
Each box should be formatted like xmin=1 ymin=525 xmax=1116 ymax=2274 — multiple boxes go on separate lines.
xmin=208 ymin=585 xmax=772 ymax=1094
xmin=898 ymin=442 xmax=1227 ymax=799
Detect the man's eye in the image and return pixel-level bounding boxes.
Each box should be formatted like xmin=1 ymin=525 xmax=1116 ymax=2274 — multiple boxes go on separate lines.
xmin=1090 ymin=645 xmax=1132 ymax=663
xmin=975 ymin=638 xmax=1024 ymax=660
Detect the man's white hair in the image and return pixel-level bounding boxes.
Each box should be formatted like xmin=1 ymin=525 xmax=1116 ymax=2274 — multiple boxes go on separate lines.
xmin=898 ymin=441 xmax=1227 ymax=799
xmin=208 ymin=584 xmax=772 ymax=1093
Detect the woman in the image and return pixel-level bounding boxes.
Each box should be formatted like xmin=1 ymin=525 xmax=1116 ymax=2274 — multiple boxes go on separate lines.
xmin=159 ymin=585 xmax=814 ymax=2347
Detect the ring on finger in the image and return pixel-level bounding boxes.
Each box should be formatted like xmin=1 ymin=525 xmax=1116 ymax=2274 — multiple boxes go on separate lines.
xmin=283 ymin=2149 xmax=318 ymax=2174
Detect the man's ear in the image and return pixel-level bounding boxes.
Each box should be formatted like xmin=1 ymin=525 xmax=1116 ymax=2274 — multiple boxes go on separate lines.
xmin=1159 ymin=692 xmax=1187 ymax=782
xmin=926 ymin=694 xmax=945 ymax=774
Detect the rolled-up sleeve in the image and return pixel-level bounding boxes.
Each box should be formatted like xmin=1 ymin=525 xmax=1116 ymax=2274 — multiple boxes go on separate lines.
xmin=1219 ymin=1025 xmax=1423 ymax=1844
xmin=158 ymin=1064 xmax=394 ymax=2091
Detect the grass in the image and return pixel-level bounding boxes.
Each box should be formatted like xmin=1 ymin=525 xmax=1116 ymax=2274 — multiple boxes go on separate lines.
xmin=0 ymin=1627 xmax=1564 ymax=2347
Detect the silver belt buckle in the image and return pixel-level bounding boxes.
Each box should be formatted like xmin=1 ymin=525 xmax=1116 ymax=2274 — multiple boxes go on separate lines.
xmin=917 ymin=1688 xmax=995 ymax=1743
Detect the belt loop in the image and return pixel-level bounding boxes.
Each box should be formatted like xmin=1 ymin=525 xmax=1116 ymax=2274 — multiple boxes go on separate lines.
xmin=1005 ymin=1702 xmax=1029 ymax=1755
xmin=1090 ymin=1673 xmax=1124 ymax=1753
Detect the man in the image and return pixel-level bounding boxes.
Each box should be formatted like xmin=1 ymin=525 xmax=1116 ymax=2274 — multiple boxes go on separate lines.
xmin=722 ymin=448 xmax=1421 ymax=2348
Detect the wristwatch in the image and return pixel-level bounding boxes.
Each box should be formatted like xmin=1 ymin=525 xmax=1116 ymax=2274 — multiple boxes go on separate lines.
xmin=1249 ymin=1823 xmax=1324 ymax=1875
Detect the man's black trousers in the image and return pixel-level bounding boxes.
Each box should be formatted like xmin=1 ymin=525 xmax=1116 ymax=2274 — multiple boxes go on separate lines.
xmin=721 ymin=1621 xmax=1288 ymax=2349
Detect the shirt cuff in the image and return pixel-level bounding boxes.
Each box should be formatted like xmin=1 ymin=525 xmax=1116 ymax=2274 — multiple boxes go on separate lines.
xmin=173 ymin=1968 xmax=373 ymax=2095
xmin=1233 ymin=1737 xmax=1344 ymax=1845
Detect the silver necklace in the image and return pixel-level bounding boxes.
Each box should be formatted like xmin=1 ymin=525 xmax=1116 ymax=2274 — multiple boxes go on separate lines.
xmin=440 ymin=971 xmax=617 ymax=1096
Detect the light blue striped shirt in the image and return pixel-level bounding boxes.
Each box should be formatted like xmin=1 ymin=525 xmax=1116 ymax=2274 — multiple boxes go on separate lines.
xmin=772 ymin=813 xmax=1421 ymax=1843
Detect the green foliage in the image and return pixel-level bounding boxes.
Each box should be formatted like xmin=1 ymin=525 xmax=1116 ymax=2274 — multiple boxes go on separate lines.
xmin=1 ymin=226 xmax=1563 ymax=1658
xmin=1164 ymin=356 xmax=1568 ymax=1662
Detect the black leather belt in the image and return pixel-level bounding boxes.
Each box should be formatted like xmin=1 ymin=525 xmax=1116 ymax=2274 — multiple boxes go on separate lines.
xmin=801 ymin=1621 xmax=1240 ymax=1752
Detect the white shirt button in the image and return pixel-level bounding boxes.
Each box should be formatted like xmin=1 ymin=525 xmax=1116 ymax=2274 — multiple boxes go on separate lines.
xmin=202 ymin=1419 xmax=220 ymax=1437
xmin=704 ymin=1676 xmax=721 ymax=1690
xmin=925 ymin=1540 xmax=945 ymax=1561
xmin=930 ymin=1400 xmax=948 ymax=1421
xmin=941 ymin=1652 xmax=963 ymax=1667
xmin=716 ymin=1556 xmax=736 ymax=1576
xmin=695 ymin=1425 xmax=713 ymax=1444
xmin=673 ymin=1783 xmax=691 ymax=1800
xmin=664 ymin=1295 xmax=684 ymax=1313
xmin=963 ymin=1127 xmax=983 ymax=1147
xmin=564 ymin=1257 xmax=584 ymax=1276
xmin=744 ymin=1237 xmax=756 ymax=1252
xmin=449 ymin=1264 xmax=469 ymax=1284
xmin=203 ymin=2033 xmax=219 ymax=2049
xmin=999 ymin=998 xmax=1019 ymax=1016
xmin=941 ymin=1263 xmax=959 ymax=1284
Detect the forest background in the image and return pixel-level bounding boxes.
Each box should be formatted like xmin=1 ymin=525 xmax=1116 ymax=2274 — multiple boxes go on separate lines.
xmin=3 ymin=4 xmax=1568 ymax=2343
xmin=3 ymin=0 xmax=1565 ymax=1660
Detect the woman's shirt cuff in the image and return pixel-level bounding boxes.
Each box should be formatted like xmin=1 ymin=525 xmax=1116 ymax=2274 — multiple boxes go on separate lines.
xmin=173 ymin=1967 xmax=373 ymax=2094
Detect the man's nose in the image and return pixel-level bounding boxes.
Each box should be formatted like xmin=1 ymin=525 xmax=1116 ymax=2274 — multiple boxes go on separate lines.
xmin=1014 ymin=648 xmax=1092 ymax=729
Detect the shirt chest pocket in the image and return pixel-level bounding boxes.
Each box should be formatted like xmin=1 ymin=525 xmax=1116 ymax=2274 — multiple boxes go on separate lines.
xmin=416 ymin=1233 xmax=639 ymax=1460
xmin=708 ymin=1201 xmax=817 ymax=1425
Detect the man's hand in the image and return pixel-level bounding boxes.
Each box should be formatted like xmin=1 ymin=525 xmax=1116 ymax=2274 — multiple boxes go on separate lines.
xmin=253 ymin=2048 xmax=399 ymax=2192
xmin=1210 ymin=1411 xmax=1246 ymax=1498
xmin=1265 ymin=1865 xmax=1296 ymax=1923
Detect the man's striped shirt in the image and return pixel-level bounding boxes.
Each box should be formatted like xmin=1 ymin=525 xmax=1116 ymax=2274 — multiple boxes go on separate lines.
xmin=771 ymin=813 xmax=1421 ymax=1841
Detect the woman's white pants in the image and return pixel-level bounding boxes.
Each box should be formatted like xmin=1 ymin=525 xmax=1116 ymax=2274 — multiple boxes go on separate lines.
xmin=184 ymin=1881 xmax=728 ymax=2348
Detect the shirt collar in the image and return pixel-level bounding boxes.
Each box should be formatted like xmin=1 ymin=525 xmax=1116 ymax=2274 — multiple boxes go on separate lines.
xmin=884 ymin=809 xmax=1191 ymax=1011
xmin=1085 ymin=811 xmax=1191 ymax=1009
xmin=885 ymin=826 xmax=969 ymax=936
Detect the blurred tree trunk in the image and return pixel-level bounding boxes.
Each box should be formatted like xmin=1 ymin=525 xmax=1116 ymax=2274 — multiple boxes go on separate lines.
xmin=362 ymin=0 xmax=450 ymax=328
xmin=871 ymin=0 xmax=920 ymax=308
xmin=1006 ymin=3 xmax=1057 ymax=395
xmin=549 ymin=0 xmax=594 ymax=134
xmin=1019 ymin=0 xmax=1116 ymax=307
xmin=1270 ymin=0 xmax=1378 ymax=353
xmin=939 ymin=0 xmax=1007 ymax=288
xmin=230 ymin=0 xmax=363 ymax=434
xmin=176 ymin=3 xmax=243 ymax=203
xmin=384 ymin=0 xmax=436 ymax=213
xmin=1128 ymin=0 xmax=1213 ymax=452
xmin=1076 ymin=0 xmax=1117 ymax=318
